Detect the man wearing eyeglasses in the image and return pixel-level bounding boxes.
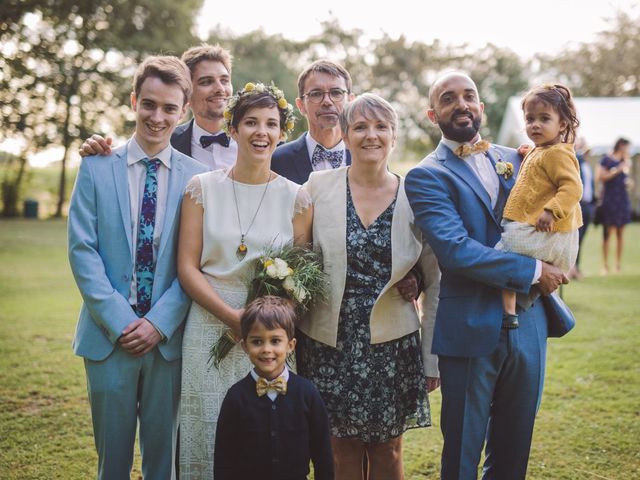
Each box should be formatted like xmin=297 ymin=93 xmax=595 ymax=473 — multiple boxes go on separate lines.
xmin=271 ymin=59 xmax=355 ymax=184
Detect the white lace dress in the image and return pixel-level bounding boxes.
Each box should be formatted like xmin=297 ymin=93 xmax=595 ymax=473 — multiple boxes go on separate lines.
xmin=179 ymin=169 xmax=309 ymax=479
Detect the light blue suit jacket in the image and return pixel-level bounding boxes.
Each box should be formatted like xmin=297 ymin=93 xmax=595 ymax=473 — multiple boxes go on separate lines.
xmin=405 ymin=142 xmax=538 ymax=357
xmin=68 ymin=144 xmax=206 ymax=362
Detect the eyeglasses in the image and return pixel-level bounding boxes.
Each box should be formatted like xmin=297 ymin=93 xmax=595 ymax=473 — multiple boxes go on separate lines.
xmin=301 ymin=88 xmax=348 ymax=104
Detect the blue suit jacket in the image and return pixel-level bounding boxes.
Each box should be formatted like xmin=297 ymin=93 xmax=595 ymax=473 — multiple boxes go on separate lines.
xmin=170 ymin=119 xmax=193 ymax=156
xmin=68 ymin=144 xmax=206 ymax=361
xmin=271 ymin=132 xmax=351 ymax=184
xmin=405 ymin=142 xmax=538 ymax=357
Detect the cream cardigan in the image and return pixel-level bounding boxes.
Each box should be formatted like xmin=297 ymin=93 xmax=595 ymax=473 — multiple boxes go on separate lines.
xmin=299 ymin=167 xmax=440 ymax=377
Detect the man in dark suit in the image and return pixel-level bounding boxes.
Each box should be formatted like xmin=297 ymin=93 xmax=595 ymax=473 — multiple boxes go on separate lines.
xmin=80 ymin=44 xmax=237 ymax=170
xmin=405 ymin=72 xmax=568 ymax=479
xmin=271 ymin=60 xmax=354 ymax=184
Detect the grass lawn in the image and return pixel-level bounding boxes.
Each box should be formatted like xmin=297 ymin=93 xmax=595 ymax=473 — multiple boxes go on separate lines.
xmin=0 ymin=219 xmax=638 ymax=479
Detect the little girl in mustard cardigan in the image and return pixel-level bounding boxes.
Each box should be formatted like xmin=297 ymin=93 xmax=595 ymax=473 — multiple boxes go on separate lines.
xmin=497 ymin=83 xmax=583 ymax=322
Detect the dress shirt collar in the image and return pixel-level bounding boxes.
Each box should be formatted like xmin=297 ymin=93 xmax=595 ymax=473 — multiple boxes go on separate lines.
xmin=305 ymin=132 xmax=345 ymax=157
xmin=127 ymin=136 xmax=172 ymax=169
xmin=250 ymin=364 xmax=290 ymax=384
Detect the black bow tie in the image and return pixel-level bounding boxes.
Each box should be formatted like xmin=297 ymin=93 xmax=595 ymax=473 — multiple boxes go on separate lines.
xmin=200 ymin=132 xmax=230 ymax=148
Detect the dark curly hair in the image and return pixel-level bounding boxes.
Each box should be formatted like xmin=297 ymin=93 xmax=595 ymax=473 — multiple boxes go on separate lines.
xmin=521 ymin=83 xmax=580 ymax=143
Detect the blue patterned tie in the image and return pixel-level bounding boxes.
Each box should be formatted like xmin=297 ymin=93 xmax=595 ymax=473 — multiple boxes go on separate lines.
xmin=135 ymin=158 xmax=160 ymax=317
xmin=311 ymin=144 xmax=343 ymax=169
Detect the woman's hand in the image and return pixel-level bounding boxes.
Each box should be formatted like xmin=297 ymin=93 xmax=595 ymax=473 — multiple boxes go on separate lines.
xmin=535 ymin=210 xmax=555 ymax=232
xmin=426 ymin=377 xmax=441 ymax=392
xmin=225 ymin=308 xmax=244 ymax=340
xmin=394 ymin=271 xmax=419 ymax=302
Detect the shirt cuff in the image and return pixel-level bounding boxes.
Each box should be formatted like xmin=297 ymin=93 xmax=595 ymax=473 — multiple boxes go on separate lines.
xmin=531 ymin=260 xmax=542 ymax=284
xmin=147 ymin=320 xmax=166 ymax=342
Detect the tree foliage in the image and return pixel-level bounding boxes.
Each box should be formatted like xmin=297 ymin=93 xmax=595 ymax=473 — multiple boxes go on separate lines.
xmin=538 ymin=9 xmax=640 ymax=97
xmin=1 ymin=0 xmax=202 ymax=216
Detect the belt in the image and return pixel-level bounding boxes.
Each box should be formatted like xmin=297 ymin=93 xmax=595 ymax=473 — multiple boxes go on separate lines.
xmin=501 ymin=315 xmax=519 ymax=329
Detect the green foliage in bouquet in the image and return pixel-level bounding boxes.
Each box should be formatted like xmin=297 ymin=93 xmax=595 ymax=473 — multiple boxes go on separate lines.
xmin=209 ymin=242 xmax=328 ymax=369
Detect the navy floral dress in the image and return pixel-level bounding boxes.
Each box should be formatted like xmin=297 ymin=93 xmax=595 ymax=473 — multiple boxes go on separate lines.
xmin=600 ymin=156 xmax=631 ymax=227
xmin=297 ymin=179 xmax=430 ymax=443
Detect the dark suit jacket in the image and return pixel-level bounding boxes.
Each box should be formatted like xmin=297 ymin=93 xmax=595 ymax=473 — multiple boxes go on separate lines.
xmin=271 ymin=132 xmax=351 ymax=185
xmin=170 ymin=119 xmax=194 ymax=157
xmin=214 ymin=372 xmax=334 ymax=480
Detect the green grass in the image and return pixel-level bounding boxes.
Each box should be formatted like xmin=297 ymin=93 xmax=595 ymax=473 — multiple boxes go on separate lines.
xmin=1 ymin=219 xmax=638 ymax=479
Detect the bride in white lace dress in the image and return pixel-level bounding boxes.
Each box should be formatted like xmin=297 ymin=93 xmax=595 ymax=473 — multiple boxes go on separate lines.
xmin=177 ymin=83 xmax=312 ymax=479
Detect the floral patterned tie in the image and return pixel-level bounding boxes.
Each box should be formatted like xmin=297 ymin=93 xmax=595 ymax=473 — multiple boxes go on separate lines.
xmin=135 ymin=158 xmax=160 ymax=317
xmin=311 ymin=144 xmax=343 ymax=169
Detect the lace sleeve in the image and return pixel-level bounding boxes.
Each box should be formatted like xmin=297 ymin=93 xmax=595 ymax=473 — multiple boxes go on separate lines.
xmin=293 ymin=186 xmax=312 ymax=217
xmin=184 ymin=175 xmax=204 ymax=206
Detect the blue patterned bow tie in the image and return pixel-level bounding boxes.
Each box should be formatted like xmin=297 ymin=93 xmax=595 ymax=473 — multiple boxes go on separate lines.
xmin=311 ymin=144 xmax=343 ymax=169
xmin=200 ymin=132 xmax=230 ymax=148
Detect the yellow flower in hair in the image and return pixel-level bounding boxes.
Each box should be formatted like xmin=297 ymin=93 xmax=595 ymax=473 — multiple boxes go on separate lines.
xmin=244 ymin=82 xmax=255 ymax=92
xmin=286 ymin=120 xmax=295 ymax=132
xmin=278 ymin=98 xmax=288 ymax=109
xmin=223 ymin=110 xmax=232 ymax=120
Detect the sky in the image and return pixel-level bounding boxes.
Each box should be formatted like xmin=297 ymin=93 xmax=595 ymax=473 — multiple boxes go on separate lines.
xmin=197 ymin=0 xmax=638 ymax=59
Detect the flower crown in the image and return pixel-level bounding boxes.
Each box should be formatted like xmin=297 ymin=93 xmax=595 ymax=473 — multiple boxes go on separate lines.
xmin=223 ymin=82 xmax=296 ymax=139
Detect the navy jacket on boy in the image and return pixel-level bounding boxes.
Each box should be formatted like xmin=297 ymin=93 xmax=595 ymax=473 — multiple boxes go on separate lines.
xmin=214 ymin=371 xmax=334 ymax=480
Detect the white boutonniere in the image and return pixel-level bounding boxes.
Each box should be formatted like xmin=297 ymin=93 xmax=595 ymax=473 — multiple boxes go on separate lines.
xmin=495 ymin=160 xmax=514 ymax=179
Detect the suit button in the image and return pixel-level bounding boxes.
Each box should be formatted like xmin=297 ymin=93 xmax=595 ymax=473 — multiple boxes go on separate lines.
xmin=271 ymin=431 xmax=277 ymax=438
xmin=123 ymin=274 xmax=129 ymax=281
xmin=272 ymin=404 xmax=276 ymax=410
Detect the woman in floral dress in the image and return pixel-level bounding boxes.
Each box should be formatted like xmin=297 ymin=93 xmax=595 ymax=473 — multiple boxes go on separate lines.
xmin=297 ymin=93 xmax=441 ymax=479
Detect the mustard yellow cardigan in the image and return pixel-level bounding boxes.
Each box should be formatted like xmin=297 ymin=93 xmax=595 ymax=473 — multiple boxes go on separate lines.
xmin=503 ymin=143 xmax=583 ymax=232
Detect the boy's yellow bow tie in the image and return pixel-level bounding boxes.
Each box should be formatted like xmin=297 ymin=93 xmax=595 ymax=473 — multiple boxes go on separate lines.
xmin=256 ymin=376 xmax=287 ymax=397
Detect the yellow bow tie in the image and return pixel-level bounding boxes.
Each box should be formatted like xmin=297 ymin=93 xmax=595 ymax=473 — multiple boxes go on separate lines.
xmin=454 ymin=140 xmax=490 ymax=158
xmin=256 ymin=376 xmax=287 ymax=397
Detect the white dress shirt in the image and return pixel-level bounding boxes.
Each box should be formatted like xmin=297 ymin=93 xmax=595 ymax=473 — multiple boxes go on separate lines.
xmin=304 ymin=133 xmax=347 ymax=171
xmin=126 ymin=137 xmax=171 ymax=306
xmin=191 ymin=121 xmax=237 ymax=171
xmin=250 ymin=365 xmax=290 ymax=402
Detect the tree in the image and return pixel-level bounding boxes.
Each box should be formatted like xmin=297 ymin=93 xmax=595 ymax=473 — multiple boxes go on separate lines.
xmin=1 ymin=0 xmax=201 ymax=217
xmin=538 ymin=9 xmax=640 ymax=97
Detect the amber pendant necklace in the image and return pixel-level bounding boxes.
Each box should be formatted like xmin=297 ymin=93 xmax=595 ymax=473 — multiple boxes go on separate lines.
xmin=230 ymin=168 xmax=272 ymax=261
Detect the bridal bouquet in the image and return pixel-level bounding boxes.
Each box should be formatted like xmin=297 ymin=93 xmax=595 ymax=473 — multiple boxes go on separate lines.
xmin=209 ymin=242 xmax=328 ymax=369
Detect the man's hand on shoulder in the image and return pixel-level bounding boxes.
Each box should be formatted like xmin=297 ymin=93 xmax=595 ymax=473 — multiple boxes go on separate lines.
xmin=79 ymin=134 xmax=113 ymax=157
xmin=119 ymin=318 xmax=162 ymax=356
xmin=538 ymin=262 xmax=569 ymax=296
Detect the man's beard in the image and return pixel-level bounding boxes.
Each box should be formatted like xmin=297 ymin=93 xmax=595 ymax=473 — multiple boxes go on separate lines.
xmin=204 ymin=109 xmax=224 ymax=121
xmin=438 ymin=111 xmax=481 ymax=143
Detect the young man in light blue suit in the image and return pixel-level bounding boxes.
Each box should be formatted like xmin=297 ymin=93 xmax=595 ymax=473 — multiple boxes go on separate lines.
xmin=68 ymin=56 xmax=206 ymax=480
xmin=405 ymin=72 xmax=568 ymax=480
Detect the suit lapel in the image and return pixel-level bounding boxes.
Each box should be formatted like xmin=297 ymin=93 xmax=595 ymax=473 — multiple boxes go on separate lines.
xmin=487 ymin=146 xmax=516 ymax=193
xmin=437 ymin=143 xmax=495 ymax=221
xmin=112 ymin=147 xmax=133 ymax=259
xmin=157 ymin=150 xmax=185 ymax=260
xmin=170 ymin=119 xmax=193 ymax=156
xmin=292 ymin=133 xmax=313 ymax=183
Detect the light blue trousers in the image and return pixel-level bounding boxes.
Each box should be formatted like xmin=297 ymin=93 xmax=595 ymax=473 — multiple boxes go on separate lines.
xmin=84 ymin=345 xmax=181 ymax=480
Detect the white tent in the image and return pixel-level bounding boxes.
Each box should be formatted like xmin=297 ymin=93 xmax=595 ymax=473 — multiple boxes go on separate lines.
xmin=497 ymin=97 xmax=640 ymax=155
